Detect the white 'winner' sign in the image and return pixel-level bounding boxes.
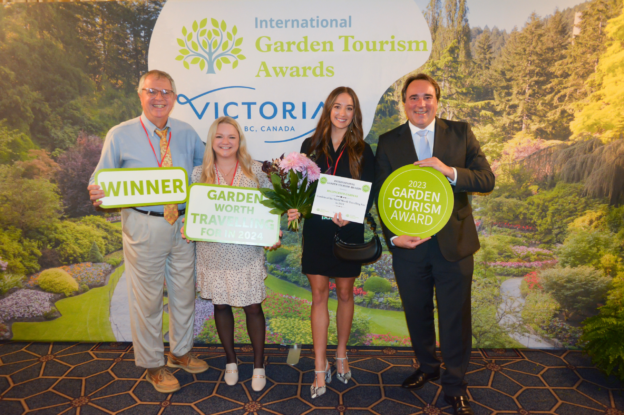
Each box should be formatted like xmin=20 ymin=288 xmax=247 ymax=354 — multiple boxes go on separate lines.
xmin=185 ymin=183 xmax=280 ymax=246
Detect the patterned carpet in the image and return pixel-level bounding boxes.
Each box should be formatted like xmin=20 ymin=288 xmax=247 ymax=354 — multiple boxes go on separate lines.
xmin=0 ymin=342 xmax=622 ymax=415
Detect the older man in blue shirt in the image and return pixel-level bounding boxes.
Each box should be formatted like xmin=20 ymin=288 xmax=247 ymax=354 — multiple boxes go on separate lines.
xmin=88 ymin=70 xmax=207 ymax=393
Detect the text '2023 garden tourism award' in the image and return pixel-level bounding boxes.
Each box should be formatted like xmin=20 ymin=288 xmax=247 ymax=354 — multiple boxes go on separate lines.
xmin=185 ymin=183 xmax=280 ymax=246
xmin=378 ymin=165 xmax=454 ymax=237
xmin=94 ymin=167 xmax=188 ymax=209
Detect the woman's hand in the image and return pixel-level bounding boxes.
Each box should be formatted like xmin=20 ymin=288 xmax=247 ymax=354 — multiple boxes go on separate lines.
xmin=287 ymin=209 xmax=300 ymax=227
xmin=266 ymin=231 xmax=283 ymax=250
xmin=180 ymin=217 xmax=191 ymax=244
xmin=332 ymin=212 xmax=350 ymax=227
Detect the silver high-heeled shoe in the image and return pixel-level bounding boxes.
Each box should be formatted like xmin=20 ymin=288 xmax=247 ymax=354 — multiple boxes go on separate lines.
xmin=310 ymin=360 xmax=331 ymax=399
xmin=336 ymin=352 xmax=352 ymax=384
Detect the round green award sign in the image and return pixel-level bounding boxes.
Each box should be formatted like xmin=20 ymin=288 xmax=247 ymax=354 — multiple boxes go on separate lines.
xmin=378 ymin=165 xmax=454 ymax=237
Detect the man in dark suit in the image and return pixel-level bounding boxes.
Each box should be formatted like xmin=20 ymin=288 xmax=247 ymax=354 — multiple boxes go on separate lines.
xmin=374 ymin=74 xmax=495 ymax=415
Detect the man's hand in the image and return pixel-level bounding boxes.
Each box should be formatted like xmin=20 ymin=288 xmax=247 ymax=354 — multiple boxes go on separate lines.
xmin=393 ymin=235 xmax=431 ymax=249
xmin=414 ymin=157 xmax=455 ymax=181
xmin=88 ymin=184 xmax=105 ymax=207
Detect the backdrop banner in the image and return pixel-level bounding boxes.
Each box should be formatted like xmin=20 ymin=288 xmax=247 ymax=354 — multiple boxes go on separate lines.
xmin=149 ymin=0 xmax=431 ymax=159
xmin=1 ymin=0 xmax=623 ymax=351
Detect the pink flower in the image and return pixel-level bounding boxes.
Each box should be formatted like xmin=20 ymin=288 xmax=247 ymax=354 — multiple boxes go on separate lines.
xmin=305 ymin=162 xmax=321 ymax=182
xmin=279 ymin=152 xmax=307 ymax=173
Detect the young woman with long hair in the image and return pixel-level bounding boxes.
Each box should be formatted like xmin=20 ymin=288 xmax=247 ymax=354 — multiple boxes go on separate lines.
xmin=287 ymin=87 xmax=375 ymax=398
xmin=183 ymin=116 xmax=281 ymax=392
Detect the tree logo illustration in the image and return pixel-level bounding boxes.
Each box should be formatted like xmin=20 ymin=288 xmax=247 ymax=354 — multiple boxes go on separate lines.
xmin=175 ymin=18 xmax=245 ymax=74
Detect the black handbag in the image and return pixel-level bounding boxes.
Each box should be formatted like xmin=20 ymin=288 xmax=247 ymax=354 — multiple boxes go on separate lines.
xmin=333 ymin=213 xmax=383 ymax=263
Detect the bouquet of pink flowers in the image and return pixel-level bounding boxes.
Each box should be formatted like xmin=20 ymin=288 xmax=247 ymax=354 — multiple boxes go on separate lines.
xmin=260 ymin=152 xmax=321 ymax=231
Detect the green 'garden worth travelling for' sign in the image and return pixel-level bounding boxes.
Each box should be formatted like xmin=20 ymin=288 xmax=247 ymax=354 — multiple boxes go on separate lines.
xmin=378 ymin=165 xmax=454 ymax=237
xmin=185 ymin=183 xmax=280 ymax=246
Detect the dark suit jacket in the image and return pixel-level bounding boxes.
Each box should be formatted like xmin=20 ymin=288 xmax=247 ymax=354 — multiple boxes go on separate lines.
xmin=374 ymin=118 xmax=495 ymax=263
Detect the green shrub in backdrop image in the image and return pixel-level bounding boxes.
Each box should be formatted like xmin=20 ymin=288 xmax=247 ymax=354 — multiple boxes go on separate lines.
xmin=0 ymin=273 xmax=24 ymax=295
xmin=581 ymin=274 xmax=624 ymax=381
xmin=89 ymin=242 xmax=104 ymax=263
xmin=38 ymin=268 xmax=79 ymax=296
xmin=106 ymin=257 xmax=123 ymax=267
xmin=363 ymin=276 xmax=392 ymax=294
xmin=267 ymin=247 xmax=289 ymax=264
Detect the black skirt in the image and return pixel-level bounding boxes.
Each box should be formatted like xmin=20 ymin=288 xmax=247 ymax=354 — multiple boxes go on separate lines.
xmin=301 ymin=214 xmax=364 ymax=278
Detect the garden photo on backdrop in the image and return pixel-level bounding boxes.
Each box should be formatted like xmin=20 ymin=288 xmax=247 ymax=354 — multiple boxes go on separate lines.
xmin=0 ymin=0 xmax=623 ymax=385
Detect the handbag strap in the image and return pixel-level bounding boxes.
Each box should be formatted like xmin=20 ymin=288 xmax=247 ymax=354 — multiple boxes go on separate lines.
xmin=336 ymin=212 xmax=378 ymax=235
xmin=365 ymin=212 xmax=377 ymax=232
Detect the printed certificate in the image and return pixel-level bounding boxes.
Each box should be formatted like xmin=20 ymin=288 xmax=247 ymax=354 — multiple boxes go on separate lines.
xmin=311 ymin=174 xmax=372 ymax=224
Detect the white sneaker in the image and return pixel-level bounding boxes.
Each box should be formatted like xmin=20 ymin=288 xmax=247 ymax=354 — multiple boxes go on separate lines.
xmin=224 ymin=363 xmax=238 ymax=386
xmin=252 ymin=367 xmax=266 ymax=392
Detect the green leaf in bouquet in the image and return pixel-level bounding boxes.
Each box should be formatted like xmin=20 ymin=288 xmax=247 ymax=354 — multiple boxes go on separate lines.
xmin=258 ymin=187 xmax=275 ymax=197
xmin=270 ymin=173 xmax=283 ymax=188
xmin=269 ymin=198 xmax=289 ymax=211
xmin=259 ymin=189 xmax=284 ymax=206
xmin=296 ymin=177 xmax=309 ymax=206
xmin=289 ymin=170 xmax=299 ymax=196
xmin=259 ymin=199 xmax=276 ymax=209
xmin=299 ymin=204 xmax=313 ymax=219
xmin=298 ymin=180 xmax=317 ymax=209
xmin=258 ymin=187 xmax=289 ymax=212
xmin=303 ymin=180 xmax=318 ymax=199
xmin=271 ymin=174 xmax=290 ymax=200
xmin=269 ymin=208 xmax=285 ymax=215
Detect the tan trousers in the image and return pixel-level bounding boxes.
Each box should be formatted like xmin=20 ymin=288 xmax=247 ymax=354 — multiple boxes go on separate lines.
xmin=121 ymin=208 xmax=196 ymax=368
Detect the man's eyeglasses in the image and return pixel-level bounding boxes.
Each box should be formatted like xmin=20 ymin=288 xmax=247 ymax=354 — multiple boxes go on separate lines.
xmin=141 ymin=88 xmax=175 ymax=98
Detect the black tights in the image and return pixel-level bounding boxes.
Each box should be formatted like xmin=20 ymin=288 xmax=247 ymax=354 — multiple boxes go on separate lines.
xmin=213 ymin=303 xmax=265 ymax=368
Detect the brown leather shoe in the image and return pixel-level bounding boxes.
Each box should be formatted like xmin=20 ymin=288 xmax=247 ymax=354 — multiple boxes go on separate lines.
xmin=167 ymin=352 xmax=209 ymax=374
xmin=146 ymin=367 xmax=180 ymax=393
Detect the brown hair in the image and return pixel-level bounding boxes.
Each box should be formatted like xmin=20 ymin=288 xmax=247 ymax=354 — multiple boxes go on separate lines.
xmin=199 ymin=117 xmax=259 ymax=187
xmin=306 ymin=87 xmax=365 ymax=179
xmin=401 ymin=73 xmax=441 ymax=102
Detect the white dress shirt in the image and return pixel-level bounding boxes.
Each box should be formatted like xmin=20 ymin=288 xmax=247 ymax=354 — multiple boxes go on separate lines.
xmin=390 ymin=120 xmax=458 ymax=245
xmin=408 ymin=119 xmax=458 ymax=185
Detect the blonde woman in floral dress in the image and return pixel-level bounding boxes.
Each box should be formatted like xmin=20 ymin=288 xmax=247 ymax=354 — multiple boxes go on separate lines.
xmin=183 ymin=116 xmax=280 ymax=392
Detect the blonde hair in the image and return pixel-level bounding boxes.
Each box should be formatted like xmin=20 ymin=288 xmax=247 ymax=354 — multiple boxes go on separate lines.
xmin=200 ymin=116 xmax=259 ymax=187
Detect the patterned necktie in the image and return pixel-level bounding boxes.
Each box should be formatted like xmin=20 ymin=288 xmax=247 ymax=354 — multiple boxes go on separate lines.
xmin=155 ymin=127 xmax=178 ymax=225
xmin=416 ymin=130 xmax=432 ymax=160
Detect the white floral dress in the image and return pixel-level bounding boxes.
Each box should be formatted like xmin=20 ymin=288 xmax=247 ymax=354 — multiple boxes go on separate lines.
xmin=192 ymin=162 xmax=272 ymax=307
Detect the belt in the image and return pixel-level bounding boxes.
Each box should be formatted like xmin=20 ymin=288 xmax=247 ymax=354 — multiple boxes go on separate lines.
xmin=131 ymin=207 xmax=186 ymax=217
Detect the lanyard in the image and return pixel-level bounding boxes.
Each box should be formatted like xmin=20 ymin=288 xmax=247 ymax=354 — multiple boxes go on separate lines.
xmin=140 ymin=118 xmax=171 ymax=168
xmin=327 ymin=145 xmax=346 ymax=176
xmin=215 ymin=160 xmax=239 ymax=186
